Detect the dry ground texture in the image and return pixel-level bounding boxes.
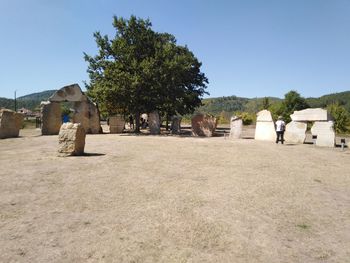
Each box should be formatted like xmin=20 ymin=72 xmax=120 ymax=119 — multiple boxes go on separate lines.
xmin=1 ymin=128 xmax=350 ymax=263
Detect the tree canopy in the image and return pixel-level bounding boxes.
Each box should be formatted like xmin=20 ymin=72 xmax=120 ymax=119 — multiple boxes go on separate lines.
xmin=84 ymin=15 xmax=208 ymax=131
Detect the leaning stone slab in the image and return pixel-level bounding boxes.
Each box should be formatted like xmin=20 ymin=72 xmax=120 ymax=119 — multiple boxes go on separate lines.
xmin=0 ymin=109 xmax=24 ymax=139
xmin=49 ymin=83 xmax=87 ymax=102
xmin=58 ymin=122 xmax=86 ymax=156
xmin=291 ymin=108 xmax=329 ymax=122
xmin=254 ymin=110 xmax=276 ymax=141
xmin=171 ymin=116 xmax=182 ymax=134
xmin=41 ymin=101 xmax=62 ymax=135
xmin=191 ymin=114 xmax=217 ymax=137
xmin=149 ymin=111 xmax=161 ymax=135
xmin=284 ymin=121 xmax=307 ymax=144
xmin=311 ymin=121 xmax=335 ymax=147
xmin=109 ymin=115 xmax=125 ymax=134
xmin=229 ymin=116 xmax=242 ymax=139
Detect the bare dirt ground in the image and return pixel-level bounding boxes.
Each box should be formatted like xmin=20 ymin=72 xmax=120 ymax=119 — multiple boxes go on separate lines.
xmin=1 ymin=127 xmax=350 ymax=263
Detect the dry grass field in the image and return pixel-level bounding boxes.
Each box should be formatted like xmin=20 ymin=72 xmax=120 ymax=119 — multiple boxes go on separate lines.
xmin=1 ymin=127 xmax=350 ymax=262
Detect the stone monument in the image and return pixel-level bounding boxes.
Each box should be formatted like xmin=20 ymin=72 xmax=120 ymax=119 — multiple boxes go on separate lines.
xmin=171 ymin=116 xmax=182 ymax=134
xmin=58 ymin=122 xmax=86 ymax=156
xmin=254 ymin=110 xmax=276 ymax=141
xmin=41 ymin=84 xmax=102 ymax=135
xmin=289 ymin=108 xmax=335 ymax=147
xmin=109 ymin=115 xmax=125 ymax=134
xmin=0 ymin=109 xmax=24 ymax=139
xmin=41 ymin=101 xmax=62 ymax=135
xmin=148 ymin=111 xmax=161 ymax=135
xmin=229 ymin=116 xmax=242 ymax=139
xmin=191 ymin=113 xmax=217 ymax=137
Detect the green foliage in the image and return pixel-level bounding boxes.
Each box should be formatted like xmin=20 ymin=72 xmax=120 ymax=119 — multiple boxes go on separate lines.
xmin=261 ymin=97 xmax=270 ymax=110
xmin=84 ymin=16 xmax=208 ymax=131
xmin=198 ymin=96 xmax=249 ymax=115
xmin=327 ymin=103 xmax=350 ymax=133
xmin=281 ymin=90 xmax=309 ymax=122
xmin=238 ymin=112 xmax=255 ymax=125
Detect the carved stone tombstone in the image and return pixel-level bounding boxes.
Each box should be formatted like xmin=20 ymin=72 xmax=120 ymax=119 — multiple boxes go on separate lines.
xmin=109 ymin=115 xmax=125 ymax=134
xmin=229 ymin=116 xmax=242 ymax=139
xmin=0 ymin=109 xmax=24 ymax=139
xmin=171 ymin=116 xmax=182 ymax=134
xmin=191 ymin=113 xmax=217 ymax=137
xmin=41 ymin=101 xmax=62 ymax=135
xmin=58 ymin=122 xmax=86 ymax=156
xmin=148 ymin=111 xmax=161 ymax=135
xmin=254 ymin=110 xmax=276 ymax=141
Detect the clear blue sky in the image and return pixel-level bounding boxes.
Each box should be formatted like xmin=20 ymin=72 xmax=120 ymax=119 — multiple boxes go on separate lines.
xmin=1 ymin=0 xmax=350 ymax=99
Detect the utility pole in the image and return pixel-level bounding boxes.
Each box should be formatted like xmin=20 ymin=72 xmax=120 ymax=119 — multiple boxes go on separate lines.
xmin=14 ymin=90 xmax=17 ymax=112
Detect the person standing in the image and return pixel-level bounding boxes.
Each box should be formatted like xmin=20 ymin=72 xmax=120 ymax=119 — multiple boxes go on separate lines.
xmin=275 ymin=116 xmax=286 ymax=144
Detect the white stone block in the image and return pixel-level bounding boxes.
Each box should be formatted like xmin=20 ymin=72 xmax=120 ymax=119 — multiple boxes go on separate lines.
xmin=291 ymin=108 xmax=329 ymax=122
xmin=284 ymin=121 xmax=307 ymax=144
xmin=229 ymin=116 xmax=242 ymax=139
xmin=311 ymin=121 xmax=335 ymax=147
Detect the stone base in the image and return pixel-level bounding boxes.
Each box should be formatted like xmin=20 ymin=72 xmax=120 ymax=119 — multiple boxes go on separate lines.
xmin=58 ymin=123 xmax=86 ymax=156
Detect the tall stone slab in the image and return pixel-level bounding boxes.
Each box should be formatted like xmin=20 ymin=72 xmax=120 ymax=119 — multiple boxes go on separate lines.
xmin=171 ymin=116 xmax=182 ymax=134
xmin=191 ymin=114 xmax=217 ymax=137
xmin=254 ymin=110 xmax=276 ymax=141
xmin=311 ymin=121 xmax=335 ymax=147
xmin=229 ymin=116 xmax=242 ymax=139
xmin=109 ymin=115 xmax=125 ymax=134
xmin=41 ymin=101 xmax=61 ymax=135
xmin=72 ymin=101 xmax=101 ymax=134
xmin=291 ymin=108 xmax=329 ymax=122
xmin=284 ymin=121 xmax=307 ymax=144
xmin=58 ymin=122 xmax=86 ymax=156
xmin=0 ymin=109 xmax=24 ymax=139
xmin=149 ymin=111 xmax=161 ymax=135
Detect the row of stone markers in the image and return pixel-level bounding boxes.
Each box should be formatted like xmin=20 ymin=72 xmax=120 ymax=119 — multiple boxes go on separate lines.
xmin=254 ymin=108 xmax=336 ymax=147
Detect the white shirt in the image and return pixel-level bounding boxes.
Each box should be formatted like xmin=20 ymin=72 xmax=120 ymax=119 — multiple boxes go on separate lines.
xmin=275 ymin=120 xmax=286 ymax=132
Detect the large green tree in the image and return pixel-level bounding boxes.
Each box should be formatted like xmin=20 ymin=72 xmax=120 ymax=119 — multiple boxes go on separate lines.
xmin=84 ymin=16 xmax=208 ymax=132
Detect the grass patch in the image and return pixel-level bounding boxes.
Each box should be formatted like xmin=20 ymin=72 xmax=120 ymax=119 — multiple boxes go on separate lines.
xmin=296 ymin=223 xmax=311 ymax=230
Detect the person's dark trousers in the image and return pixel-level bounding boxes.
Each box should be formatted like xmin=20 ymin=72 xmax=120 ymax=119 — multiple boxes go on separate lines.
xmin=276 ymin=131 xmax=284 ymax=144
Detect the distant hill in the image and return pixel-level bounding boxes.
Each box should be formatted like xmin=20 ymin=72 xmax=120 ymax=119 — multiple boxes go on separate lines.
xmin=1 ymin=89 xmax=349 ymax=114
xmin=306 ymin=91 xmax=350 ymax=112
xmin=17 ymin=90 xmax=57 ymax=101
xmin=196 ymin=96 xmax=282 ymax=115
xmin=0 ymin=90 xmax=56 ymax=111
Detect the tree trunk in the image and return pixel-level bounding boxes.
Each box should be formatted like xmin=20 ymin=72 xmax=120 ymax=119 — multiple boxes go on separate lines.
xmin=135 ymin=112 xmax=140 ymax=133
